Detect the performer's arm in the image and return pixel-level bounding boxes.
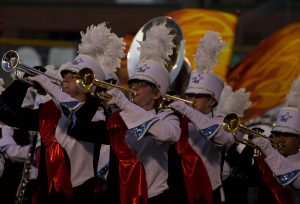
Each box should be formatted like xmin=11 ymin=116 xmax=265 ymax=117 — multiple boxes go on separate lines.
xmin=147 ymin=110 xmax=181 ymax=142
xmin=170 ymin=100 xmax=234 ymax=149
xmin=107 ymin=88 xmax=181 ymax=142
xmin=0 ymin=125 xmax=31 ymax=162
xmin=253 ymin=137 xmax=300 ymax=187
xmin=4 ymin=145 xmax=30 ymax=163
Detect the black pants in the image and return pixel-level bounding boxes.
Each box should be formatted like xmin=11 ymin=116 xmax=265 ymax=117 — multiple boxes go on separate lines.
xmin=212 ymin=187 xmax=222 ymax=204
xmin=71 ymin=177 xmax=107 ymax=204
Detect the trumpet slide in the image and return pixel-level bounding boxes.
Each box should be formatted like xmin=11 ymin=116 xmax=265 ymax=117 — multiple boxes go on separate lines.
xmin=76 ymin=67 xmax=135 ymax=100
xmin=1 ymin=50 xmax=62 ymax=86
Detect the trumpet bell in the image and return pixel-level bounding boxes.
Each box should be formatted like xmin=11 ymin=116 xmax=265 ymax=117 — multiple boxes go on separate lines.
xmin=222 ymin=112 xmax=280 ymax=151
xmin=76 ymin=67 xmax=95 ymax=91
xmin=76 ymin=67 xmax=135 ymax=100
xmin=222 ymin=113 xmax=240 ymax=133
xmin=2 ymin=50 xmax=19 ymax=72
xmin=1 ymin=50 xmax=62 ymax=87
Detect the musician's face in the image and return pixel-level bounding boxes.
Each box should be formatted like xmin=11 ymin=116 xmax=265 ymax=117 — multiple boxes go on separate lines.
xmin=185 ymin=93 xmax=216 ymax=114
xmin=129 ymin=79 xmax=161 ymax=111
xmin=273 ymin=132 xmax=300 ymax=157
xmin=62 ymin=72 xmax=85 ymax=100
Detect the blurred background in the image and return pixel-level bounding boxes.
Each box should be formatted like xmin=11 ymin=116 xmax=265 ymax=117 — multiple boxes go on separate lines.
xmin=1 ymin=0 xmax=299 ymax=66
xmin=1 ymin=0 xmax=300 ymax=119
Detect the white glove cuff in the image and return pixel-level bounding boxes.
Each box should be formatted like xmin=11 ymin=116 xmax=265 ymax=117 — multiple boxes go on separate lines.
xmin=171 ymin=101 xmax=194 ymax=117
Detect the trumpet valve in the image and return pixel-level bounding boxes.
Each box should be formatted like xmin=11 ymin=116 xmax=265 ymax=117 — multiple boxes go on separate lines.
xmin=95 ymin=91 xmax=112 ymax=101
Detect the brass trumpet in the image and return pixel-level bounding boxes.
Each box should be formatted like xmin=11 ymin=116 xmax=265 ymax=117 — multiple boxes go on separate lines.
xmin=1 ymin=50 xmax=62 ymax=86
xmin=76 ymin=67 xmax=135 ymax=100
xmin=163 ymin=94 xmax=194 ymax=106
xmin=222 ymin=113 xmax=280 ymax=150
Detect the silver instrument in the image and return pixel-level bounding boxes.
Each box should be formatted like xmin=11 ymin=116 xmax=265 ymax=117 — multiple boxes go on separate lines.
xmin=127 ymin=16 xmax=185 ymax=86
xmin=15 ymin=132 xmax=38 ymax=204
xmin=1 ymin=50 xmax=62 ymax=86
xmin=127 ymin=16 xmax=193 ymax=106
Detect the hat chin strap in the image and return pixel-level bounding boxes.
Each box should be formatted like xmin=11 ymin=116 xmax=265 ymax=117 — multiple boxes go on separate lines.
xmin=203 ymin=96 xmax=215 ymax=117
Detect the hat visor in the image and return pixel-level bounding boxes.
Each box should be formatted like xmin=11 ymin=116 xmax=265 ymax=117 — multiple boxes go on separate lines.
xmin=271 ymin=126 xmax=300 ymax=136
xmin=129 ymin=75 xmax=159 ymax=88
xmin=185 ymin=87 xmax=213 ymax=96
xmin=60 ymin=66 xmax=79 ymax=78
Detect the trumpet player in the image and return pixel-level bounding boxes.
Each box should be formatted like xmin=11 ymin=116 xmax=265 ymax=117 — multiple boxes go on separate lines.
xmin=0 ymin=23 xmax=125 ymax=203
xmin=215 ymin=85 xmax=254 ymax=204
xmin=169 ymin=31 xmax=238 ymax=204
xmin=105 ymin=22 xmax=181 ymax=204
xmin=251 ymin=76 xmax=300 ymax=203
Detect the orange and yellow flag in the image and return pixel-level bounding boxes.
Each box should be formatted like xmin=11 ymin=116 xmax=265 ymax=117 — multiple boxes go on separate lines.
xmin=168 ymin=8 xmax=238 ymax=80
xmin=228 ymin=23 xmax=300 ymax=120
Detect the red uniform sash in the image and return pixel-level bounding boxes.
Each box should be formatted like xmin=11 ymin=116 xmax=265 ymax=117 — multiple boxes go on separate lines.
xmin=256 ymin=156 xmax=295 ymax=204
xmin=176 ymin=117 xmax=213 ymax=204
xmin=107 ymin=111 xmax=148 ymax=204
xmin=38 ymin=100 xmax=73 ymax=199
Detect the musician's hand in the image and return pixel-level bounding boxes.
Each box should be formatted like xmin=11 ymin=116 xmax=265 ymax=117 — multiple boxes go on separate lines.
xmin=29 ymin=165 xmax=38 ymax=180
xmin=170 ymin=100 xmax=193 ymax=116
xmin=249 ymin=127 xmax=265 ymax=140
xmin=28 ymin=74 xmax=48 ymax=85
xmin=28 ymin=75 xmax=50 ymax=95
xmin=1 ymin=125 xmax=16 ymax=145
xmin=252 ymin=137 xmax=273 ymax=156
xmin=106 ymin=88 xmax=129 ymax=109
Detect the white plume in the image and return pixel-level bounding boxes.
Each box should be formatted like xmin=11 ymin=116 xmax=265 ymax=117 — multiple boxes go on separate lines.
xmin=195 ymin=31 xmax=226 ymax=73
xmin=138 ymin=21 xmax=175 ymax=67
xmin=79 ymin=23 xmax=110 ymax=56
xmin=217 ymin=85 xmax=252 ymax=117
xmin=45 ymin=64 xmax=61 ymax=80
xmin=78 ymin=23 xmax=126 ymax=76
xmin=100 ymin=32 xmax=126 ymax=74
xmin=286 ymin=76 xmax=300 ymax=110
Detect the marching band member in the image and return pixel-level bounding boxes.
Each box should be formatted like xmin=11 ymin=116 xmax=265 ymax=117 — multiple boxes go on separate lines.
xmin=252 ymin=76 xmax=300 ymax=203
xmin=0 ymin=23 xmax=125 ymax=203
xmin=216 ymin=85 xmax=252 ymax=204
xmin=0 ymin=125 xmax=39 ymax=204
xmin=169 ymin=31 xmax=236 ymax=204
xmin=64 ymin=23 xmax=126 ymax=202
xmin=0 ymin=71 xmax=74 ymax=203
xmin=0 ymin=83 xmax=41 ymax=204
xmin=106 ymin=21 xmax=181 ymax=204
